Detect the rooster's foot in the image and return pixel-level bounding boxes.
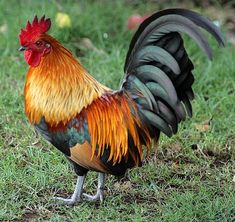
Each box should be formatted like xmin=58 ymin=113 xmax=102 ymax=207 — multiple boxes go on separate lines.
xmin=83 ymin=172 xmax=105 ymax=202
xmin=83 ymin=188 xmax=104 ymax=202
xmin=53 ymin=196 xmax=82 ymax=206
xmin=53 ymin=175 xmax=85 ymax=206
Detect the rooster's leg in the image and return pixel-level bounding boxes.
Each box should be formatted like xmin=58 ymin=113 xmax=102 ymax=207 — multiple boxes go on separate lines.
xmin=83 ymin=172 xmax=105 ymax=202
xmin=54 ymin=175 xmax=85 ymax=205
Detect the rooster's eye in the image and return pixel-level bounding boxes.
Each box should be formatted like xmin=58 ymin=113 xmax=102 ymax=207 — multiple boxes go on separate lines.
xmin=35 ymin=41 xmax=42 ymax=47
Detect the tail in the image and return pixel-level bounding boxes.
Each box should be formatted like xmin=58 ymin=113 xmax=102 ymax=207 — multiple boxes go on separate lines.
xmin=122 ymin=8 xmax=225 ymax=138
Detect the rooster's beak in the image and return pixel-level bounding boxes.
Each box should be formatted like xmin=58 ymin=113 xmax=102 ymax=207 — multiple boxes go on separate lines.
xmin=18 ymin=46 xmax=27 ymax=51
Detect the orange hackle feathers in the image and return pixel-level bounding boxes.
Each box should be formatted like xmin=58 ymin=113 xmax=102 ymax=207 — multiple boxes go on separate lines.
xmin=24 ymin=34 xmax=108 ymax=126
xmin=85 ymin=92 xmax=151 ymax=165
xmin=19 ymin=16 xmax=51 ymax=45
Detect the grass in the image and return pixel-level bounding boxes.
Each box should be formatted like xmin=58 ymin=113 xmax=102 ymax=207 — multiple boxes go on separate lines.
xmin=0 ymin=0 xmax=234 ymax=221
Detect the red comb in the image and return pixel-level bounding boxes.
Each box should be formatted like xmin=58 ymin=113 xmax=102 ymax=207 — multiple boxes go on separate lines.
xmin=19 ymin=15 xmax=51 ymax=45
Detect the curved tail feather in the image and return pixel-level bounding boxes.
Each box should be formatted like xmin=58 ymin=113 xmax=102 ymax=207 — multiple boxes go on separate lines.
xmin=122 ymin=8 xmax=225 ymax=138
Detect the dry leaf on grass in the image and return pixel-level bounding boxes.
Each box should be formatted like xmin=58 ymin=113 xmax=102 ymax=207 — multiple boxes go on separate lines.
xmin=195 ymin=119 xmax=211 ymax=132
xmin=75 ymin=37 xmax=106 ymax=54
xmin=56 ymin=12 xmax=71 ymax=28
xmin=114 ymin=181 xmax=132 ymax=191
xmin=0 ymin=24 xmax=7 ymax=33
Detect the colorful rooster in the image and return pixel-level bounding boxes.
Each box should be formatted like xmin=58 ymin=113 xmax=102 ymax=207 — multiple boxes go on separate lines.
xmin=19 ymin=9 xmax=224 ymax=205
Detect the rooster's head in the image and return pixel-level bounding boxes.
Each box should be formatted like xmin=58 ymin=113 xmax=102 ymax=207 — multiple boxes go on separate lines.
xmin=19 ymin=16 xmax=51 ymax=67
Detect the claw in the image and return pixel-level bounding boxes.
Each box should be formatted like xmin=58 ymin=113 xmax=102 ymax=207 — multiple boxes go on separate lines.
xmin=53 ymin=196 xmax=82 ymax=206
xmin=83 ymin=188 xmax=104 ymax=202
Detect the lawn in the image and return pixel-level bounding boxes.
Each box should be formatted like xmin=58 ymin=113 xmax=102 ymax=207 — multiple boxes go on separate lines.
xmin=0 ymin=0 xmax=234 ymax=221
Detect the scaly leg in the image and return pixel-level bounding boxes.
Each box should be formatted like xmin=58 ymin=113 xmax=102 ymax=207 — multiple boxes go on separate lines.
xmin=54 ymin=175 xmax=85 ymax=206
xmin=83 ymin=172 xmax=105 ymax=202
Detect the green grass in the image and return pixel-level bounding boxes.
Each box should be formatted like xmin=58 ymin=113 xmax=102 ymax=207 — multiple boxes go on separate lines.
xmin=0 ymin=0 xmax=235 ymax=221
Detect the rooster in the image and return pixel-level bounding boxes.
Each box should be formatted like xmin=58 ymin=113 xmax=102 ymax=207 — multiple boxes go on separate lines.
xmin=19 ymin=9 xmax=224 ymax=205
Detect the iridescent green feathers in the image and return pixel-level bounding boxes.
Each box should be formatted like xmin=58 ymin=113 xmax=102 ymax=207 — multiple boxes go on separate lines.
xmin=122 ymin=8 xmax=225 ymax=137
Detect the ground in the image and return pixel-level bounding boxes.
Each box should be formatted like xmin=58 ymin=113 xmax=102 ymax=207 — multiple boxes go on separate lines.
xmin=0 ymin=0 xmax=234 ymax=221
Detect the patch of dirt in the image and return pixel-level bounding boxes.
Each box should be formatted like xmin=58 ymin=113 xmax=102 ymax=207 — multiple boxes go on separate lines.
xmin=205 ymin=149 xmax=233 ymax=167
xmin=151 ymin=143 xmax=195 ymax=165
xmin=151 ymin=139 xmax=233 ymax=169
xmin=18 ymin=208 xmax=39 ymax=222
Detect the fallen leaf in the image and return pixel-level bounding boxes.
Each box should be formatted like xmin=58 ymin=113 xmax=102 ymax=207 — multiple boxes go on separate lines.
xmin=0 ymin=24 xmax=8 ymax=33
xmin=79 ymin=38 xmax=96 ymax=50
xmin=114 ymin=181 xmax=132 ymax=191
xmin=126 ymin=14 xmax=150 ymax=30
xmin=195 ymin=119 xmax=211 ymax=132
xmin=75 ymin=37 xmax=106 ymax=54
xmin=56 ymin=12 xmax=71 ymax=28
xmin=173 ymin=160 xmax=180 ymax=169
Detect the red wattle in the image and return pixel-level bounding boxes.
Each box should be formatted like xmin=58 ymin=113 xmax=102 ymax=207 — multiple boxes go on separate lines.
xmin=24 ymin=50 xmax=42 ymax=67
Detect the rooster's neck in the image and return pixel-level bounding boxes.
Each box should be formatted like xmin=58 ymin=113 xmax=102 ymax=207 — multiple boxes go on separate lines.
xmin=24 ymin=37 xmax=108 ymax=125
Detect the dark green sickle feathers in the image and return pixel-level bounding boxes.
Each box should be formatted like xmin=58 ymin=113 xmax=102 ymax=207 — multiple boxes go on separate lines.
xmin=122 ymin=8 xmax=225 ymax=138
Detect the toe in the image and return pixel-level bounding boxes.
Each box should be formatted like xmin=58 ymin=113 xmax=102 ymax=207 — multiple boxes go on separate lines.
xmin=82 ymin=189 xmax=104 ymax=202
xmin=53 ymin=196 xmax=81 ymax=206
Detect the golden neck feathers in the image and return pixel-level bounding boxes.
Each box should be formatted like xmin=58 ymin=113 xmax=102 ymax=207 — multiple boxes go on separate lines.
xmin=24 ymin=34 xmax=108 ymax=125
